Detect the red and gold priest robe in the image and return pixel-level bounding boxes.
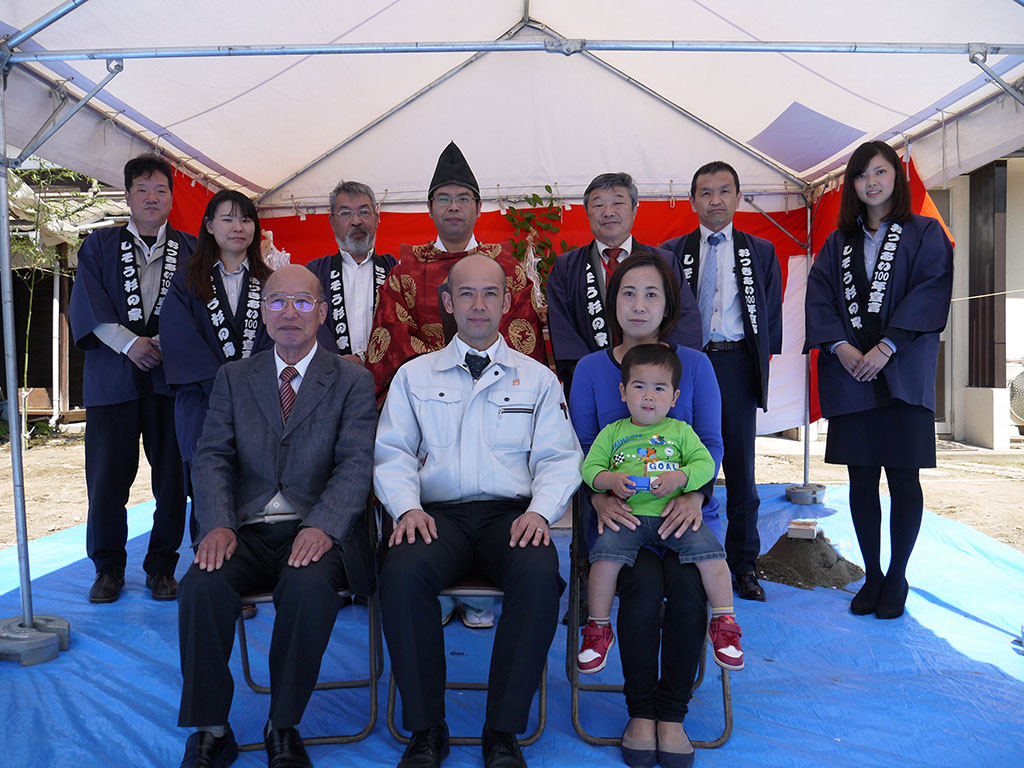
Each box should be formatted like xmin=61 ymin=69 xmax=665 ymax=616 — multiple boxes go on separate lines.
xmin=368 ymin=241 xmax=545 ymax=397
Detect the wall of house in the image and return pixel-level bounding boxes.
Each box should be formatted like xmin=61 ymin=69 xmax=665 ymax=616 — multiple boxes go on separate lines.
xmin=1006 ymin=159 xmax=1024 ymax=383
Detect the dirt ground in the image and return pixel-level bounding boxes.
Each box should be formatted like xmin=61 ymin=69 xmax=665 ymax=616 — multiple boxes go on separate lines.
xmin=2 ymin=432 xmax=1023 ymax=553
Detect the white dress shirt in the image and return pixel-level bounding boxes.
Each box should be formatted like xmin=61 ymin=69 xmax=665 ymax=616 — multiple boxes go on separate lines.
xmin=94 ymin=218 xmax=171 ymax=354
xmin=434 ymin=234 xmax=479 ymax=253
xmin=374 ymin=336 xmax=583 ymax=525
xmin=700 ymin=223 xmax=745 ymax=342
xmin=338 ymin=249 xmax=377 ymax=356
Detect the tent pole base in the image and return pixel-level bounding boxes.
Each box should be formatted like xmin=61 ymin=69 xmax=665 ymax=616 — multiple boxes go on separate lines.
xmin=0 ymin=616 xmax=71 ymax=666
xmin=785 ymin=483 xmax=826 ymax=505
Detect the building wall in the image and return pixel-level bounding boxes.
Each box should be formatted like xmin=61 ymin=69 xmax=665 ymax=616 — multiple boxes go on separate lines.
xmin=945 ymin=159 xmax=1021 ymax=445
xmin=946 ymin=175 xmax=972 ymax=441
xmin=1006 ymin=159 xmax=1024 ymax=381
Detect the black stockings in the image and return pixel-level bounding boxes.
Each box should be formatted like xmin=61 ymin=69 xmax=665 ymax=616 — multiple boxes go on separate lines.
xmin=847 ymin=465 xmax=923 ymax=586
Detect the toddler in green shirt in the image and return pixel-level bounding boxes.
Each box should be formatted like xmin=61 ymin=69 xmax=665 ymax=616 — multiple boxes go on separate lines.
xmin=578 ymin=344 xmax=744 ymax=675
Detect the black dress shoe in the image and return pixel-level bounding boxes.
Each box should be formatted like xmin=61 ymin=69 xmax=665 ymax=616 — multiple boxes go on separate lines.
xmin=145 ymin=573 xmax=178 ymax=601
xmin=180 ymin=727 xmax=238 ymax=768
xmin=734 ymin=573 xmax=766 ymax=602
xmin=398 ymin=721 xmax=449 ymax=768
xmin=264 ymin=726 xmax=311 ymax=768
xmin=88 ymin=570 xmax=124 ymax=604
xmin=482 ymin=724 xmax=526 ymax=768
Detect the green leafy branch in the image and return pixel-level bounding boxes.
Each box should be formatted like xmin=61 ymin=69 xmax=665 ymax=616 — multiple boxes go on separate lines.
xmin=504 ymin=185 xmax=570 ymax=301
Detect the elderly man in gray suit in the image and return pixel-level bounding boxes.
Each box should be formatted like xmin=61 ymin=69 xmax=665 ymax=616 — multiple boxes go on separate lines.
xmin=176 ymin=264 xmax=377 ymax=768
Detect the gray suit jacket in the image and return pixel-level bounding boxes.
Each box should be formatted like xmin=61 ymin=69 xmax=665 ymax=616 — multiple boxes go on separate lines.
xmin=192 ymin=345 xmax=378 ymax=594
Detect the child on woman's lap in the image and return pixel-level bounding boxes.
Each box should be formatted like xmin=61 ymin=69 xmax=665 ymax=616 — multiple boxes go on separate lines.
xmin=579 ymin=344 xmax=744 ymax=673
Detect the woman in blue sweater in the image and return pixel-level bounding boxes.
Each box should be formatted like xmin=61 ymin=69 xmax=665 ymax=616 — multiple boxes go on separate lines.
xmin=569 ymin=250 xmax=724 ymax=768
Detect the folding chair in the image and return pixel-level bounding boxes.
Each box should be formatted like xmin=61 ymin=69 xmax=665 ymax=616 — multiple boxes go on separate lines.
xmin=386 ymin=576 xmax=548 ymax=747
xmin=234 ymin=510 xmax=384 ymax=751
xmin=566 ymin=492 xmax=733 ymax=748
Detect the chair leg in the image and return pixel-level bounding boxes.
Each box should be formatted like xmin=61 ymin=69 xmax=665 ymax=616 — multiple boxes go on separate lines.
xmin=236 ymin=594 xmax=381 ymax=749
xmin=238 ymin=613 xmax=270 ymax=694
xmin=690 ymin=666 xmax=732 ymax=749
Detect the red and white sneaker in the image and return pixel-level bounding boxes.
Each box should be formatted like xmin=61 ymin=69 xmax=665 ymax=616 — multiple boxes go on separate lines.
xmin=577 ymin=621 xmax=615 ymax=674
xmin=707 ymin=614 xmax=744 ymax=671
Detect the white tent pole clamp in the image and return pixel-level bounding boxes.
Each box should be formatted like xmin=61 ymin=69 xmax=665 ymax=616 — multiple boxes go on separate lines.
xmin=14 ymin=59 xmax=122 ymax=167
xmin=969 ymin=44 xmax=1024 ymax=109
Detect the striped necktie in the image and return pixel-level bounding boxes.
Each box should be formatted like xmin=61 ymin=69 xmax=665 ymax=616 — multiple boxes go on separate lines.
xmin=279 ymin=366 xmax=298 ymax=423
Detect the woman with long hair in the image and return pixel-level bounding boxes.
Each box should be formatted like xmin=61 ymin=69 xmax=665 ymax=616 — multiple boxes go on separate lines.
xmin=805 ymin=140 xmax=953 ymax=619
xmin=569 ymin=250 xmax=724 ymax=767
xmin=160 ymin=190 xmax=274 ymax=517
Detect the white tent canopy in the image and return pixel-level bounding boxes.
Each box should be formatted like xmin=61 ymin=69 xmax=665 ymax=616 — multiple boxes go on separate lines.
xmin=2 ymin=0 xmax=1024 ymax=646
xmin=3 ymin=0 xmax=1024 ymax=215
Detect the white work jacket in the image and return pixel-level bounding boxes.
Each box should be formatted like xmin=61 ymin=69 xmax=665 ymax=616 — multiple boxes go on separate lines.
xmin=373 ymin=336 xmax=583 ymax=524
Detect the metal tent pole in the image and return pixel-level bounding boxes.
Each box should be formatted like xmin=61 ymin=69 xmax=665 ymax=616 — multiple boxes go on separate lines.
xmin=0 ymin=71 xmax=70 ymax=666
xmin=4 ymin=0 xmax=92 ymax=50
xmin=786 ymin=198 xmax=825 ymax=505
xmin=10 ymin=40 xmax=1024 ymax=65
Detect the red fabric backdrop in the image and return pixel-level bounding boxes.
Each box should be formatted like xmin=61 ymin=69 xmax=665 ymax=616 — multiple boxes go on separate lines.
xmin=166 ymin=161 xmax=948 ymax=428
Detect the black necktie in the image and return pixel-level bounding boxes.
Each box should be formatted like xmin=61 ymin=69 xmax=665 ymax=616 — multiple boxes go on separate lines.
xmin=465 ymin=352 xmax=490 ymax=380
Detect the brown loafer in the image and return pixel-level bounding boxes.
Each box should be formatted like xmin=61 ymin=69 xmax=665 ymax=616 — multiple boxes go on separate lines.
xmin=146 ymin=573 xmax=178 ymax=601
xmin=89 ymin=570 xmax=124 ymax=604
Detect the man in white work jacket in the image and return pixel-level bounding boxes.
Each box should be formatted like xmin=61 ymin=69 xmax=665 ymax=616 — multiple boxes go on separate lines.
xmin=374 ymin=254 xmax=582 ymax=768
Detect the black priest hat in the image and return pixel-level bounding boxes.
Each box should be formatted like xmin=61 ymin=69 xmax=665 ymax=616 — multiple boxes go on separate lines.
xmin=428 ymin=141 xmax=480 ymax=198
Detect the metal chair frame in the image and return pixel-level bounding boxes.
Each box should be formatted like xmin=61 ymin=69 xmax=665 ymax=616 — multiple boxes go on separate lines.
xmin=386 ymin=578 xmax=547 ymax=747
xmin=234 ymin=509 xmax=384 ymax=751
xmin=566 ymin=493 xmax=733 ymax=748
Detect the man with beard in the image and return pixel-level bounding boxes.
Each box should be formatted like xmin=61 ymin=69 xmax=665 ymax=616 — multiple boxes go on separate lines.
xmin=306 ymin=181 xmax=396 ymax=366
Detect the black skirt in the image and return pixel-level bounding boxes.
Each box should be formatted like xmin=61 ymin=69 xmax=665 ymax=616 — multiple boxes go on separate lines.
xmin=825 ymin=401 xmax=937 ymax=468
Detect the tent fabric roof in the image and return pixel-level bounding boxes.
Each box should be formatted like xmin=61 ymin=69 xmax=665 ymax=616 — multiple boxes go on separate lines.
xmin=3 ymin=1 xmax=1024 ymax=213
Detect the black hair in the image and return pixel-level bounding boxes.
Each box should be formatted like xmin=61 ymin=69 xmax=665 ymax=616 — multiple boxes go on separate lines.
xmin=124 ymin=154 xmax=174 ymax=192
xmin=186 ymin=190 xmax=270 ymax=302
xmin=620 ymin=343 xmax=682 ymax=390
xmin=690 ymin=161 xmax=740 ymax=199
xmin=837 ymin=141 xmax=913 ymax=235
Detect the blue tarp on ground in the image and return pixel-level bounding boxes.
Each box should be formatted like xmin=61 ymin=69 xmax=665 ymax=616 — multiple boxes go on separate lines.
xmin=2 ymin=484 xmax=1023 ymax=767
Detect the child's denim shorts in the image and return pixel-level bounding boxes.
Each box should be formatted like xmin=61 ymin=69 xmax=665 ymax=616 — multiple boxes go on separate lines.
xmin=589 ymin=514 xmax=725 ymax=566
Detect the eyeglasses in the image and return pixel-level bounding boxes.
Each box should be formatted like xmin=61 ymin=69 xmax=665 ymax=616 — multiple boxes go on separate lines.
xmin=332 ymin=207 xmax=376 ymax=221
xmin=262 ymin=293 xmax=319 ymax=312
xmin=431 ymin=194 xmax=476 ymax=207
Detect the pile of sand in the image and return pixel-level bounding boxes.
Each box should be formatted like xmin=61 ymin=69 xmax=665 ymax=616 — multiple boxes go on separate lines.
xmin=755 ymin=530 xmax=864 ymax=590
